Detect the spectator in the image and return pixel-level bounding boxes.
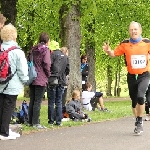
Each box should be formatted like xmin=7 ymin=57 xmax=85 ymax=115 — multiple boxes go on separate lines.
xmin=66 ymin=89 xmax=91 ymax=122
xmin=28 ymin=32 xmax=51 ymax=129
xmin=81 ymin=54 xmax=89 ymax=90
xmin=82 ymin=82 xmax=108 ymax=111
xmin=102 ymin=21 xmax=150 ymax=134
xmin=0 ymin=24 xmax=29 ymax=140
xmin=42 ymin=40 xmax=59 ymax=101
xmin=47 ymin=46 xmax=69 ymax=126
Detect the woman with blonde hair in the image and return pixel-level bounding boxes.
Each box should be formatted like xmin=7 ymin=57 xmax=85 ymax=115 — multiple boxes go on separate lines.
xmin=61 ymin=47 xmax=68 ymax=56
xmin=0 ymin=24 xmax=28 ymax=140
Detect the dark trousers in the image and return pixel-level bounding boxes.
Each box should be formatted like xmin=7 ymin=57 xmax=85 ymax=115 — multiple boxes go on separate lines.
xmin=29 ymin=85 xmax=46 ymax=125
xmin=90 ymin=97 xmax=99 ymax=108
xmin=127 ymin=71 xmax=150 ymax=108
xmin=47 ymin=85 xmax=64 ymax=125
xmin=0 ymin=93 xmax=17 ymax=136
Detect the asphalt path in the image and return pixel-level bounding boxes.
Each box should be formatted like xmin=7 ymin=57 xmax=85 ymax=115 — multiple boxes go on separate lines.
xmin=1 ymin=116 xmax=150 ymax=150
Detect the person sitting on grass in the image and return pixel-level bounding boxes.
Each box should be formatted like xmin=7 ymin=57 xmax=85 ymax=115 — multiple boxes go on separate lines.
xmin=82 ymin=82 xmax=108 ymax=111
xmin=66 ymin=89 xmax=91 ymax=122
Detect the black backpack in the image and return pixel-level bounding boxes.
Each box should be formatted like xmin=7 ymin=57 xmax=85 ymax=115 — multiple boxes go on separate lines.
xmin=48 ymin=50 xmax=66 ymax=85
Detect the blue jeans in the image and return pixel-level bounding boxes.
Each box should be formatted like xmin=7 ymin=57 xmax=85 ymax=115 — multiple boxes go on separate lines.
xmin=47 ymin=85 xmax=64 ymax=125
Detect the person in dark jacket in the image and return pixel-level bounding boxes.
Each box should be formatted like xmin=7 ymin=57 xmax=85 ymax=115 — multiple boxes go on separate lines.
xmin=28 ymin=32 xmax=51 ymax=129
xmin=47 ymin=47 xmax=69 ymax=126
xmin=81 ymin=54 xmax=89 ymax=90
xmin=66 ymin=89 xmax=91 ymax=122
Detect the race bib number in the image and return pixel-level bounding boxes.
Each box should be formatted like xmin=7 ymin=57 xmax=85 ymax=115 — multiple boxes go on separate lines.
xmin=131 ymin=55 xmax=146 ymax=69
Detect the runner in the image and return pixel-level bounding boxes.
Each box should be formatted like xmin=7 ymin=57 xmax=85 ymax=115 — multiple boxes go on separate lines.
xmin=102 ymin=21 xmax=150 ymax=134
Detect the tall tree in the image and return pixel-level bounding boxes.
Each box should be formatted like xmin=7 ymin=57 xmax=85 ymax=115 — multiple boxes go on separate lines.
xmin=14 ymin=0 xmax=150 ymax=98
xmin=0 ymin=0 xmax=18 ymax=25
xmin=80 ymin=0 xmax=98 ymax=91
xmin=59 ymin=1 xmax=82 ymax=100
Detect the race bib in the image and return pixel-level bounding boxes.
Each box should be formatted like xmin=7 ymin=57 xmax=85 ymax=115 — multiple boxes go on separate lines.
xmin=131 ymin=55 xmax=146 ymax=69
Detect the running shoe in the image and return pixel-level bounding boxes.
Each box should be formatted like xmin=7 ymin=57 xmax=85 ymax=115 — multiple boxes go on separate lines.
xmin=136 ymin=122 xmax=143 ymax=135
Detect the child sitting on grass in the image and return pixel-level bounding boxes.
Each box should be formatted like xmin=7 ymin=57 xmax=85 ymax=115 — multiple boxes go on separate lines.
xmin=82 ymin=82 xmax=108 ymax=111
xmin=66 ymin=89 xmax=91 ymax=122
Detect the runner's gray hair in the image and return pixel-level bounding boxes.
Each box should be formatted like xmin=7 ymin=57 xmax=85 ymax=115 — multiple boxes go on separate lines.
xmin=129 ymin=21 xmax=142 ymax=30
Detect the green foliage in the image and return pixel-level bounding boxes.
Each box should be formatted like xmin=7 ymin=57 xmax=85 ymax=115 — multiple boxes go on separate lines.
xmin=16 ymin=0 xmax=62 ymax=49
xmin=15 ymin=0 xmax=150 ymax=94
xmin=80 ymin=0 xmax=150 ymax=84
xmin=49 ymin=40 xmax=60 ymax=50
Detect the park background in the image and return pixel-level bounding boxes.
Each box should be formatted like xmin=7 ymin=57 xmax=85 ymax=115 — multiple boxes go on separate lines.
xmin=2 ymin=0 xmax=150 ymax=131
xmin=2 ymin=0 xmax=145 ymax=99
xmin=1 ymin=1 xmax=150 ymax=99
xmin=2 ymin=0 xmax=146 ymax=98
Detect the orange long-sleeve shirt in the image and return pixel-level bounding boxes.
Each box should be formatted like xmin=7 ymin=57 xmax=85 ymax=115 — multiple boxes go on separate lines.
xmin=114 ymin=39 xmax=150 ymax=74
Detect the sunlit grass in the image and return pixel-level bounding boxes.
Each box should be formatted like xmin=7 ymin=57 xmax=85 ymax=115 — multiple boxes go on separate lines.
xmin=21 ymin=100 xmax=133 ymax=134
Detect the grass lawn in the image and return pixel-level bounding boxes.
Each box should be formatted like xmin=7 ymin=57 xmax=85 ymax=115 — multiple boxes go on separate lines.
xmin=22 ymin=100 xmax=133 ymax=134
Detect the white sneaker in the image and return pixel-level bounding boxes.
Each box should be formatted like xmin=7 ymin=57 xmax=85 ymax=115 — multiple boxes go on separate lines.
xmin=9 ymin=129 xmax=20 ymax=138
xmin=62 ymin=118 xmax=70 ymax=122
xmin=0 ymin=135 xmax=16 ymax=140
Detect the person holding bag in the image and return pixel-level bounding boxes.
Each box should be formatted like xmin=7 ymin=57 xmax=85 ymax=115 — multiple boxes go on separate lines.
xmin=28 ymin=32 xmax=51 ymax=129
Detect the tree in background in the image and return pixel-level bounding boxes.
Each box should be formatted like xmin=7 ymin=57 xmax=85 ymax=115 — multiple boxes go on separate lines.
xmin=0 ymin=0 xmax=17 ymax=25
xmin=1 ymin=0 xmax=150 ymax=97
xmin=59 ymin=1 xmax=82 ymax=100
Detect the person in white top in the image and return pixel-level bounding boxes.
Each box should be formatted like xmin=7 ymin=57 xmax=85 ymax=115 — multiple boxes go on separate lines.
xmin=82 ymin=82 xmax=108 ymax=111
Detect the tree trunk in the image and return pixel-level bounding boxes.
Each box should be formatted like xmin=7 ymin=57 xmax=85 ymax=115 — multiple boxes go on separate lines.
xmin=114 ymin=71 xmax=117 ymax=96
xmin=85 ymin=20 xmax=96 ymax=91
xmin=106 ymin=65 xmax=112 ymax=96
xmin=86 ymin=45 xmax=96 ymax=91
xmin=117 ymin=71 xmax=121 ymax=97
xmin=116 ymin=59 xmax=121 ymax=97
xmin=59 ymin=3 xmax=81 ymax=100
xmin=0 ymin=0 xmax=18 ymax=26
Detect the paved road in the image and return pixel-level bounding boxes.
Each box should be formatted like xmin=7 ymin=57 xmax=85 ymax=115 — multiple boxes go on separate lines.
xmin=1 ymin=116 xmax=150 ymax=150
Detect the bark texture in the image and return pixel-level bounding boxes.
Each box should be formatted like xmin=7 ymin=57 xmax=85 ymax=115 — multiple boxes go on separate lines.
xmin=59 ymin=3 xmax=81 ymax=100
xmin=0 ymin=0 xmax=17 ymax=25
